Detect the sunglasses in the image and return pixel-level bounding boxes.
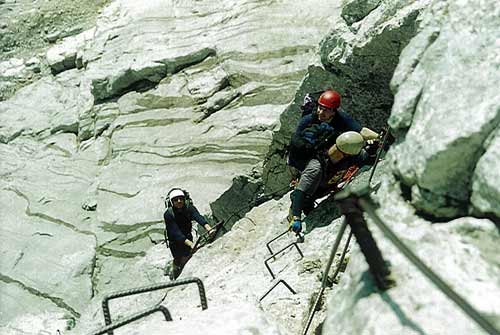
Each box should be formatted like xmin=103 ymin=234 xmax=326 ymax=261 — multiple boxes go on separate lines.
xmin=172 ymin=197 xmax=185 ymax=202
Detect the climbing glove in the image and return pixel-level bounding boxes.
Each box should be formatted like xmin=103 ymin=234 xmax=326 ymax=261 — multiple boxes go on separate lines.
xmin=290 ymin=219 xmax=302 ymax=234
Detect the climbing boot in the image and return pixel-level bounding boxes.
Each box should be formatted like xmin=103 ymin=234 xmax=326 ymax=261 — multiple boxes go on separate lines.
xmin=373 ymin=271 xmax=396 ymax=291
xmin=164 ymin=260 xmax=173 ymax=277
xmin=171 ymin=262 xmax=183 ymax=280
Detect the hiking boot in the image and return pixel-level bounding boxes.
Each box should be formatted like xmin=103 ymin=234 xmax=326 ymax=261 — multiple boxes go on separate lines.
xmin=373 ymin=271 xmax=396 ymax=291
xmin=163 ymin=260 xmax=173 ymax=277
xmin=170 ymin=263 xmax=183 ymax=280
xmin=296 ymin=232 xmax=305 ymax=243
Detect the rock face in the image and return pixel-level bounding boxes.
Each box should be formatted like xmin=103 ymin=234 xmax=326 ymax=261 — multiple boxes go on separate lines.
xmin=388 ymin=0 xmax=500 ymax=219
xmin=323 ymin=176 xmax=500 ymax=335
xmin=0 ymin=74 xmax=85 ymax=143
xmin=1 ymin=0 xmax=499 ymax=334
xmin=0 ymin=136 xmax=98 ymax=328
xmin=471 ymin=129 xmax=500 ymax=220
xmin=0 ymin=0 xmax=340 ymax=333
xmin=0 ymin=0 xmax=109 ymax=101
xmin=72 ymin=193 xmax=354 ymax=335
xmin=46 ymin=28 xmax=96 ymax=74
xmin=319 ymin=0 xmax=430 ymax=131
xmin=321 ymin=0 xmax=500 ymax=333
xmin=341 ymin=0 xmax=381 ymax=25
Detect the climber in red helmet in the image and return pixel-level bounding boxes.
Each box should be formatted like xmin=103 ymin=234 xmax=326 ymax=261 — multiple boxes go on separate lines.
xmin=297 ymin=89 xmax=378 ymax=138
xmin=288 ymin=89 xmax=380 ymax=173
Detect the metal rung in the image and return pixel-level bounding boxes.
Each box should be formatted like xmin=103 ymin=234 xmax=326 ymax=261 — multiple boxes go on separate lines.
xmin=264 ymin=242 xmax=304 ymax=279
xmin=266 ymin=230 xmax=289 ymax=255
xmin=90 ymin=305 xmax=172 ymax=335
xmin=259 ymin=279 xmax=297 ymax=302
xmin=102 ymin=277 xmax=207 ymax=335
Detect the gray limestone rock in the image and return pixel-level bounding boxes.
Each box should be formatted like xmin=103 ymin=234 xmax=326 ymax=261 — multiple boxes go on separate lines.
xmin=46 ymin=28 xmax=95 ymax=74
xmin=0 ymin=1 xmax=340 ymax=330
xmin=0 ymin=58 xmax=26 ymax=78
xmin=341 ymin=0 xmax=382 ymax=25
xmin=0 ymin=187 xmax=96 ymax=323
xmin=323 ymin=177 xmax=500 ymax=334
xmin=2 ymin=0 xmax=498 ymax=334
xmin=319 ymin=0 xmax=430 ymax=133
xmin=471 ymin=130 xmax=500 ymax=220
xmin=0 ymin=70 xmax=91 ymax=144
xmin=87 ymin=47 xmax=216 ymax=102
xmin=45 ymin=30 xmax=62 ymax=43
xmin=388 ymin=0 xmax=500 ymax=218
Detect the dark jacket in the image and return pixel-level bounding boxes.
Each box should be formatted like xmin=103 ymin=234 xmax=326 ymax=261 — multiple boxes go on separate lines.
xmin=164 ymin=204 xmax=208 ymax=257
xmin=295 ymin=108 xmax=362 ymax=135
xmin=289 ymin=109 xmax=363 ymax=171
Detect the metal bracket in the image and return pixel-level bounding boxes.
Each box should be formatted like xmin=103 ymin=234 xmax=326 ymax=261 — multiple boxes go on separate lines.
xmin=101 ymin=277 xmax=207 ymax=335
xmin=265 ymin=229 xmax=289 ymax=256
xmin=264 ymin=242 xmax=304 ymax=279
xmin=90 ymin=305 xmax=172 ymax=335
xmin=259 ymin=279 xmax=297 ymax=302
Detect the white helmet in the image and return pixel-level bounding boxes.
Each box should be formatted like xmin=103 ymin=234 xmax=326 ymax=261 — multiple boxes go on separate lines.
xmin=169 ymin=189 xmax=185 ymax=199
xmin=336 ymin=131 xmax=364 ymax=155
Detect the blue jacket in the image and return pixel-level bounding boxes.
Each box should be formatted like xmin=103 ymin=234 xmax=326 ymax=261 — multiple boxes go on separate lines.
xmin=288 ymin=109 xmax=362 ymax=171
xmin=164 ymin=205 xmax=208 ymax=242
xmin=295 ymin=108 xmax=362 ymax=135
xmin=164 ymin=204 xmax=208 ymax=258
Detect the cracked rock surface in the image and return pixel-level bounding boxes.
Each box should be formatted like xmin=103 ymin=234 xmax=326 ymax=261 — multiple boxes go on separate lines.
xmin=0 ymin=0 xmax=338 ymax=333
xmin=1 ymin=0 xmax=499 ymax=334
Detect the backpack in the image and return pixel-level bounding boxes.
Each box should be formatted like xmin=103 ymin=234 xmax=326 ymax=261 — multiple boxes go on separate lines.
xmin=288 ymin=122 xmax=339 ymax=170
xmin=300 ymin=90 xmax=325 ymax=117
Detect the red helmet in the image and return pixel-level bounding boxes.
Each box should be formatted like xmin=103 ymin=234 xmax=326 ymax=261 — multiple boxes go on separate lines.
xmin=318 ymin=90 xmax=341 ymax=109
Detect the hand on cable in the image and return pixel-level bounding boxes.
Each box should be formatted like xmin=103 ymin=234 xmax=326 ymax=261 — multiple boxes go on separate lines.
xmin=290 ymin=219 xmax=302 ymax=234
xmin=208 ymin=227 xmax=216 ymax=238
xmin=366 ymin=137 xmax=380 ymax=146
xmin=185 ymin=239 xmax=194 ymax=249
xmin=206 ymin=226 xmax=216 ymax=238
